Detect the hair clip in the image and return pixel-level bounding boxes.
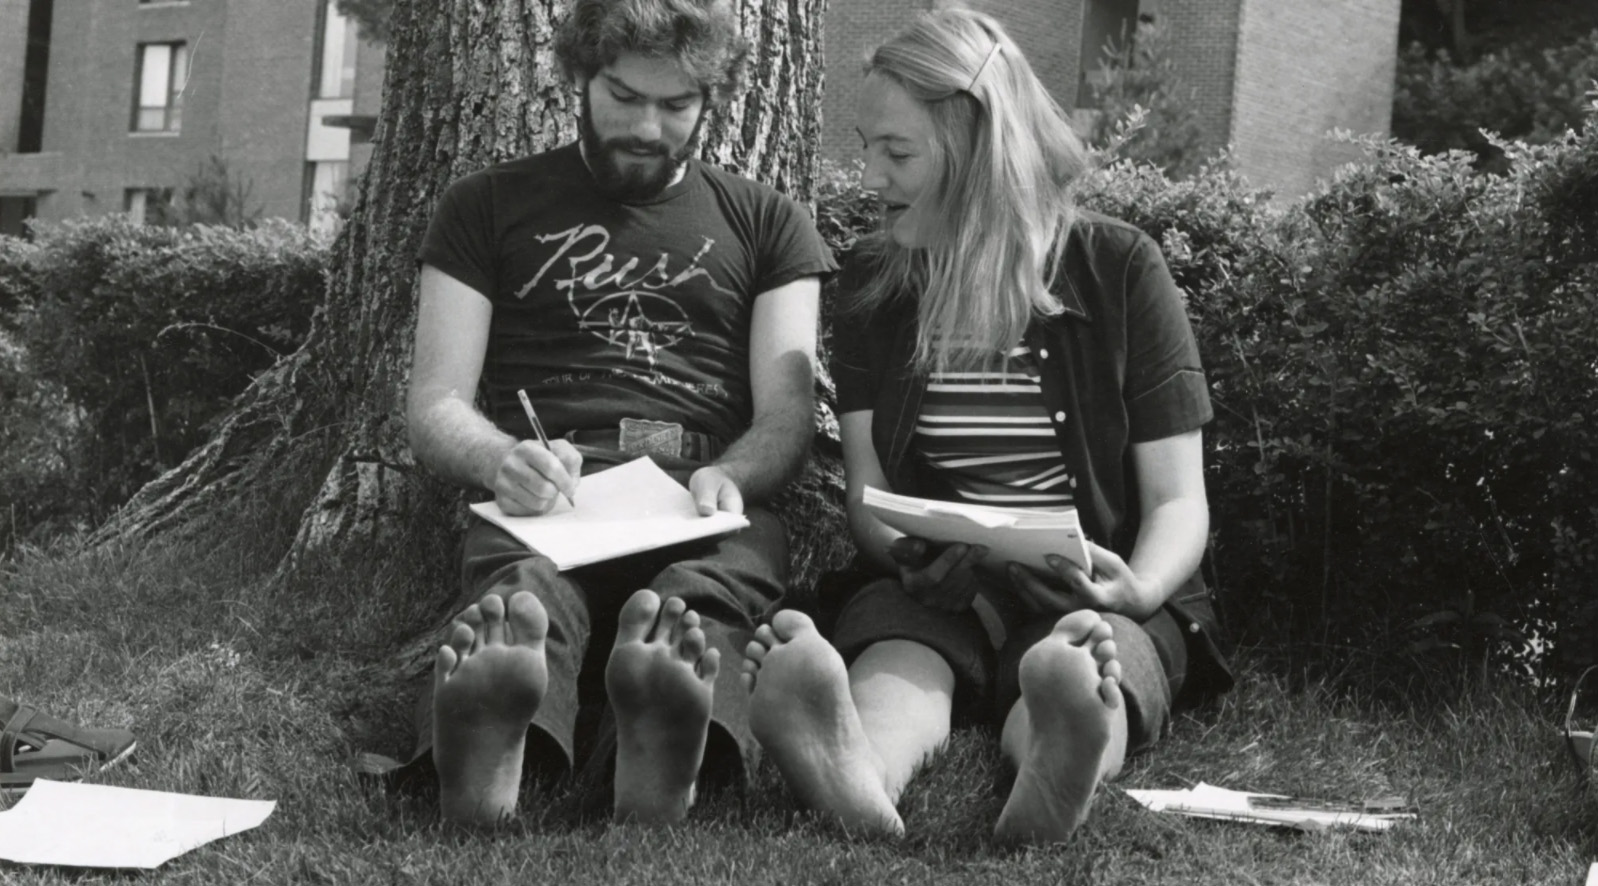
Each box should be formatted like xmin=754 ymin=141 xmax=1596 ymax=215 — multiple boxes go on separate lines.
xmin=966 ymin=42 xmax=1001 ymax=93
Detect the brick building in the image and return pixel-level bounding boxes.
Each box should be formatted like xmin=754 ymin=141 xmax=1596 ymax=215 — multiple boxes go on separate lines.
xmin=824 ymin=0 xmax=1402 ymax=199
xmin=1 ymin=0 xmax=1397 ymax=237
xmin=0 ymin=0 xmax=384 ymax=236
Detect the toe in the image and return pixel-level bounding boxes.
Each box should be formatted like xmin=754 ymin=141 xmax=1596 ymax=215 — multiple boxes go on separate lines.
xmin=769 ymin=608 xmax=815 ymax=641
xmin=674 ymin=608 xmax=701 ymax=646
xmin=680 ymin=626 xmax=707 ymax=662
xmin=435 ymin=644 xmax=459 ymax=681
xmin=616 ymin=589 xmax=663 ymax=644
xmin=1086 ymin=617 xmax=1114 ymax=646
xmin=752 ymin=623 xmax=778 ymax=649
xmin=457 ymin=605 xmax=485 ymax=654
xmin=447 ymin=620 xmax=474 ymax=660
xmin=1053 ymin=610 xmax=1101 ymax=643
xmin=1100 ymin=674 xmax=1123 ymax=709
xmin=698 ymin=647 xmax=721 ymax=683
xmin=479 ymin=594 xmax=508 ymax=646
xmin=744 ymin=639 xmax=768 ymax=665
xmin=1092 ymin=639 xmax=1117 ymax=667
xmin=506 ymin=592 xmax=548 ymax=646
xmin=654 ymin=596 xmax=688 ymax=643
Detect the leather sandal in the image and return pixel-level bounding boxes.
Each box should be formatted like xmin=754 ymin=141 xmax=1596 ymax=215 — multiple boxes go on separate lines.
xmin=0 ymin=698 xmax=137 ymax=798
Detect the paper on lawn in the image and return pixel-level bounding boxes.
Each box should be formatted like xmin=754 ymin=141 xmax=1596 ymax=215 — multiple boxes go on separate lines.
xmin=0 ymin=779 xmax=275 ymax=869
xmin=862 ymin=486 xmax=1091 ymax=573
xmin=469 ymin=457 xmax=750 ymax=570
xmin=1122 ymin=782 xmax=1416 ymax=832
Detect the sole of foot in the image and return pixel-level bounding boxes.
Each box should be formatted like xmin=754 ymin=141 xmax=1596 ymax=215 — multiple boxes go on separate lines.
xmin=743 ymin=609 xmax=904 ymax=837
xmin=433 ymin=590 xmax=550 ymax=827
xmin=994 ymin=609 xmax=1124 ymax=845
xmin=606 ymin=589 xmax=719 ymax=824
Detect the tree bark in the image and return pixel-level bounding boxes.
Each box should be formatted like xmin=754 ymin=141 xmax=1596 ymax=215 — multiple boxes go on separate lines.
xmin=1435 ymin=0 xmax=1471 ymax=62
xmin=98 ymin=0 xmax=843 ymax=596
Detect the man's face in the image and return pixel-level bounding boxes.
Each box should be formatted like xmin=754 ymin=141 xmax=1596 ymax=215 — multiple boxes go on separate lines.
xmin=581 ymin=52 xmax=706 ymax=201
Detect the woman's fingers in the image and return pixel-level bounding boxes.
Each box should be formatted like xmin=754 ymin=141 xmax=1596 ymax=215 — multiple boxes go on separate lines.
xmin=1008 ymin=562 xmax=1079 ymax=614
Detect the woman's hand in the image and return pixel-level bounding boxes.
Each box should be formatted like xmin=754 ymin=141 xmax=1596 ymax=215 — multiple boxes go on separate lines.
xmin=1006 ymin=541 xmax=1160 ymax=619
xmin=889 ymin=537 xmax=989 ymax=613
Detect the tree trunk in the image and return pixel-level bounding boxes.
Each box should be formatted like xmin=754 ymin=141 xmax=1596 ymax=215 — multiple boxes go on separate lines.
xmin=98 ymin=0 xmax=842 ymax=595
xmin=1435 ymin=0 xmax=1471 ymax=62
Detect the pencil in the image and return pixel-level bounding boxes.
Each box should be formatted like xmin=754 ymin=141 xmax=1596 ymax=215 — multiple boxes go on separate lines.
xmin=517 ymin=388 xmax=576 ymax=510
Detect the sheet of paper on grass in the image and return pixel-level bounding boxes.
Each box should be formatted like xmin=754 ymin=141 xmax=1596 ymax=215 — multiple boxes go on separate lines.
xmin=1123 ymin=782 xmax=1416 ymax=832
xmin=469 ymin=457 xmax=750 ymax=570
xmin=0 ymin=779 xmax=275 ymax=869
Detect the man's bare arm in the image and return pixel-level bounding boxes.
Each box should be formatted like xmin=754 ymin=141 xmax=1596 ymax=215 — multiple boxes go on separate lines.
xmin=687 ymin=276 xmax=820 ymax=513
xmin=408 ymin=265 xmax=579 ymax=514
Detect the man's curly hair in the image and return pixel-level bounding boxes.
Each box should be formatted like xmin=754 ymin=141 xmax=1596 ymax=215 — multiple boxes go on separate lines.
xmin=554 ymin=0 xmax=750 ymax=107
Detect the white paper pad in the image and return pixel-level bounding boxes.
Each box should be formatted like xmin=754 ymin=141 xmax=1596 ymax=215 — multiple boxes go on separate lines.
xmin=1122 ymin=782 xmax=1415 ymax=832
xmin=469 ymin=457 xmax=749 ymax=570
xmin=0 ymin=779 xmax=275 ymax=869
xmin=862 ymin=485 xmax=1091 ymax=573
xmin=1586 ymin=861 xmax=1596 ymax=886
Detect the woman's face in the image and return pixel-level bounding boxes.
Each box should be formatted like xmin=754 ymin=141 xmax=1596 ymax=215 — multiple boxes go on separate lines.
xmin=856 ymin=73 xmax=938 ymax=248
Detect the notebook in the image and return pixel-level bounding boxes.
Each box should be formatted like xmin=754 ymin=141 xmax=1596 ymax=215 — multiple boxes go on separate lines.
xmin=469 ymin=457 xmax=749 ymax=570
xmin=861 ymin=485 xmax=1091 ymax=574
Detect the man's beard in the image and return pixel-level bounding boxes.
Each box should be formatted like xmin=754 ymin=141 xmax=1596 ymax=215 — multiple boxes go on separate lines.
xmin=580 ymin=95 xmax=703 ymax=202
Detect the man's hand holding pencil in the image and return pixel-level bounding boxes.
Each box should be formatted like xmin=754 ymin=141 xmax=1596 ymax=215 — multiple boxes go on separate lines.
xmin=488 ymin=389 xmax=582 ymax=517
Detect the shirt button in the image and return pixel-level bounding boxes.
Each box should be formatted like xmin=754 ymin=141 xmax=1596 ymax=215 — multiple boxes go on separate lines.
xmin=1189 ymin=622 xmax=1201 ymax=634
xmin=1038 ymin=348 xmax=1050 ymax=359
xmin=1053 ymin=411 xmax=1066 ymax=422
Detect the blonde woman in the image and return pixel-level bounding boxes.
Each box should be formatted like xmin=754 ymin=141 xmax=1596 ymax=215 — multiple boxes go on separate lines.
xmin=742 ymin=7 xmax=1233 ymax=843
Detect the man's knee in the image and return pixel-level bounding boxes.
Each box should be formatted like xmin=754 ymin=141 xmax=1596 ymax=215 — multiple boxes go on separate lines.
xmin=478 ymin=554 xmax=564 ymax=602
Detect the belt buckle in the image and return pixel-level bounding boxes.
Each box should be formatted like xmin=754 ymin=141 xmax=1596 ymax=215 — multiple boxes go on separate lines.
xmin=618 ymin=418 xmax=684 ymax=459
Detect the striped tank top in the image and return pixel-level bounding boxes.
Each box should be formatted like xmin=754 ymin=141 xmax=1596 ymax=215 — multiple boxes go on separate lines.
xmin=913 ymin=344 xmax=1076 ymax=509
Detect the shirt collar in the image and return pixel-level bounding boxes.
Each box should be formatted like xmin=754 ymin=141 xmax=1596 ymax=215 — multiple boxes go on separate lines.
xmin=1054 ymin=271 xmax=1092 ymax=323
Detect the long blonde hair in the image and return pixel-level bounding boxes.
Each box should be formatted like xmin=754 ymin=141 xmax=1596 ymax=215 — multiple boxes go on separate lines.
xmin=852 ymin=8 xmax=1090 ymax=374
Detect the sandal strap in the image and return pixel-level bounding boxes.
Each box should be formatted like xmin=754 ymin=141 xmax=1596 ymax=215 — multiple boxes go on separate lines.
xmin=1 ymin=705 xmax=38 ymax=773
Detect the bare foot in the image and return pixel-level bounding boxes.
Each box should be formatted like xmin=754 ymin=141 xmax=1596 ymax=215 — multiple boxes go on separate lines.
xmin=606 ymin=589 xmax=719 ymax=824
xmin=994 ymin=610 xmax=1125 ymax=844
xmin=743 ymin=610 xmax=904 ymax=836
xmin=433 ymin=591 xmax=549 ymax=826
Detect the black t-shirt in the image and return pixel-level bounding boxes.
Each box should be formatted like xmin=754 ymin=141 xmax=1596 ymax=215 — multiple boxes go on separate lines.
xmin=419 ymin=143 xmax=836 ymax=444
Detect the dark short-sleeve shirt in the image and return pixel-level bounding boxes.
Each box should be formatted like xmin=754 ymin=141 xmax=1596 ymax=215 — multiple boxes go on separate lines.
xmin=830 ymin=212 xmax=1231 ymax=703
xmin=419 ymin=143 xmax=837 ymax=444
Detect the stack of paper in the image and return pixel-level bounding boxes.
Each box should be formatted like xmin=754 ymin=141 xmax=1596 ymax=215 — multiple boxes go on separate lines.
xmin=1123 ymin=783 xmax=1418 ymax=832
xmin=470 ymin=457 xmax=749 ymax=571
xmin=861 ymin=486 xmax=1091 ymax=573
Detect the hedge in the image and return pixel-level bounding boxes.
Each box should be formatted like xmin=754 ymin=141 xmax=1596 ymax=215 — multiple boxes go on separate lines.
xmin=0 ymin=217 xmax=325 ymax=535
xmin=3 ymin=107 xmax=1595 ymax=681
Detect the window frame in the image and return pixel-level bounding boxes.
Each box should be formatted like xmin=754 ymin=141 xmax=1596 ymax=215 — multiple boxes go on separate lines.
xmin=131 ymin=40 xmax=188 ymax=133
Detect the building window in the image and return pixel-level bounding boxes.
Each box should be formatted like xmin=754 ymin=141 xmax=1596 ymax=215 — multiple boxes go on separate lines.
xmin=305 ymin=161 xmax=348 ymax=236
xmin=125 ymin=187 xmax=172 ymax=225
xmin=0 ymin=195 xmax=40 ymax=238
xmin=132 ymin=42 xmax=187 ymax=132
xmin=17 ymin=0 xmax=54 ymax=153
xmin=317 ymin=2 xmax=359 ymax=99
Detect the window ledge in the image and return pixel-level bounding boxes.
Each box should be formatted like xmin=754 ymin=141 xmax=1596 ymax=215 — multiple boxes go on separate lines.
xmin=138 ymin=1 xmax=191 ymax=8
xmin=128 ymin=130 xmax=182 ymax=137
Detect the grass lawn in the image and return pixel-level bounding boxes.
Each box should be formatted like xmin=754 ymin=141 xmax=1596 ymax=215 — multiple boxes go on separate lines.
xmin=1 ymin=511 xmax=1594 ymax=886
